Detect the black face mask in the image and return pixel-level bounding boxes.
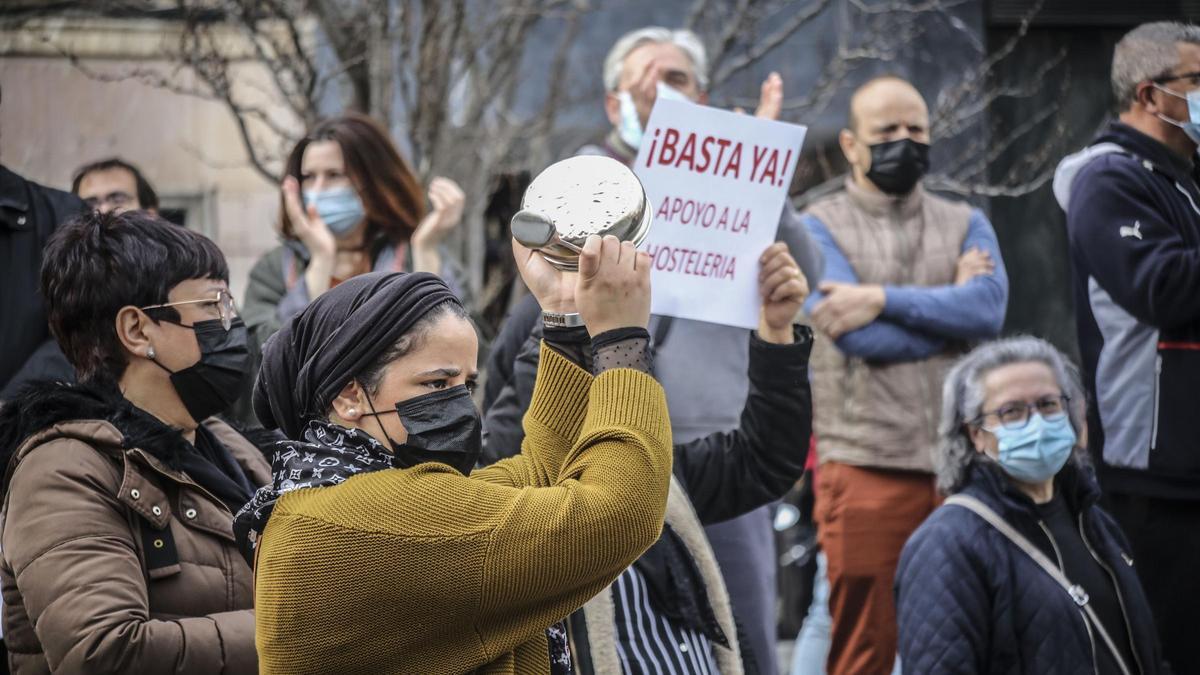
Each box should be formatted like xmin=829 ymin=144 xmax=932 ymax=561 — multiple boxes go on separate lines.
xmin=361 ymin=384 xmax=482 ymax=475
xmin=865 ymin=138 xmax=930 ymax=195
xmin=152 ymin=318 xmax=250 ymax=423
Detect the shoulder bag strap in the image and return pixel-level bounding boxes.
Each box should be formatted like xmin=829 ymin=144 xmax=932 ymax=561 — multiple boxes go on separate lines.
xmin=944 ymin=494 xmax=1136 ymax=675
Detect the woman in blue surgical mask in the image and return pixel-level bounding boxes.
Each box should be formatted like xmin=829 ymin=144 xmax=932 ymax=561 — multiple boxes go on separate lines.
xmin=893 ymin=336 xmax=1168 ymax=675
xmin=238 ymin=113 xmax=470 ymax=426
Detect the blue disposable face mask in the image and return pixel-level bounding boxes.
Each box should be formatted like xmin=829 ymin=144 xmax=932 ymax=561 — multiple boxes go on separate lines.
xmin=1154 ymin=84 xmax=1200 ymax=145
xmin=616 ymin=82 xmax=691 ymax=150
xmin=986 ymin=412 xmax=1077 ymax=484
xmin=303 ymin=186 xmax=365 ymax=237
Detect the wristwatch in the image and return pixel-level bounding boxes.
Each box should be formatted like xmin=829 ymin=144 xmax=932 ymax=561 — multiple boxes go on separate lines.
xmin=542 ymin=310 xmax=585 ymax=328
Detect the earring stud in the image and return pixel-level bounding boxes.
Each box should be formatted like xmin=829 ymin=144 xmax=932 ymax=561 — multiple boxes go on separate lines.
xmin=348 ymin=408 xmax=358 ymax=417
xmin=146 ymin=346 xmax=156 ymax=360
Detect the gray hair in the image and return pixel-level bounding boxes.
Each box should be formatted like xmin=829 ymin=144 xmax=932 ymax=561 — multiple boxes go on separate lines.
xmin=936 ymin=336 xmax=1089 ymax=494
xmin=1112 ymin=21 xmax=1200 ymax=111
xmin=602 ymin=26 xmax=709 ymax=93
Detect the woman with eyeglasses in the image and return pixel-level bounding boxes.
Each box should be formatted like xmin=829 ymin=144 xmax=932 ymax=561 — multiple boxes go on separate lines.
xmin=894 ymin=336 xmax=1166 ymax=675
xmin=0 ymin=210 xmax=266 ymax=674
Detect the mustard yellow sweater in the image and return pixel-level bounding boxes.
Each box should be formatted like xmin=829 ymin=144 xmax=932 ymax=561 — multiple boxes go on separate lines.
xmin=254 ymin=344 xmax=673 ymax=674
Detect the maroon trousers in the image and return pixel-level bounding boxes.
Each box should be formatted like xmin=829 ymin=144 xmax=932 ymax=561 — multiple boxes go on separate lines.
xmin=815 ymin=462 xmax=940 ymax=675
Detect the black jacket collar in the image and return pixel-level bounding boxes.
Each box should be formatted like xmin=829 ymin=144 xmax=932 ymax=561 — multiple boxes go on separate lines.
xmin=1097 ymin=121 xmax=1196 ymax=184
xmin=0 ymin=165 xmax=31 ymax=226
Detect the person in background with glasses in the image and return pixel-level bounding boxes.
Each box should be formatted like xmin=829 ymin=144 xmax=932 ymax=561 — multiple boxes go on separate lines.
xmin=1053 ymin=22 xmax=1200 ymax=673
xmin=0 ymin=210 xmax=267 ymax=674
xmin=72 ymin=157 xmax=160 ymax=215
xmin=895 ymin=336 xmax=1167 ymax=675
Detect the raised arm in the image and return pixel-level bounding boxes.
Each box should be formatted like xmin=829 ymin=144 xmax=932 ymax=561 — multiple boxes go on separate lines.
xmin=472 ymin=341 xmax=592 ymax=488
xmin=475 ymin=361 xmax=672 ymax=658
xmin=879 ymin=209 xmax=1008 ymax=340
xmin=474 ymin=235 xmax=674 ymax=654
xmin=674 ymin=242 xmax=814 ymax=523
xmin=474 ymin=236 xmax=589 ymax=487
xmin=802 ymin=213 xmax=947 ymax=361
xmin=475 ymin=236 xmax=657 ymax=492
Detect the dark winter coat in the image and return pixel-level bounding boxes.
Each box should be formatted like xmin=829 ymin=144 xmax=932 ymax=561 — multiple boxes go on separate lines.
xmin=896 ymin=460 xmax=1166 ymax=675
xmin=0 ymin=382 xmax=271 ymax=674
xmin=0 ymin=166 xmax=84 ymax=399
xmin=1054 ymin=122 xmax=1200 ymax=500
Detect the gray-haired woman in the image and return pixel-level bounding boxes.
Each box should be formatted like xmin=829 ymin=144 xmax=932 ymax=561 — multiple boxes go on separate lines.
xmin=895 ymin=336 xmax=1166 ymax=675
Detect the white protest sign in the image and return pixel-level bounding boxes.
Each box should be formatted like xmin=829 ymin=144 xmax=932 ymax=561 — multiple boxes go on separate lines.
xmin=634 ymin=98 xmax=807 ymax=329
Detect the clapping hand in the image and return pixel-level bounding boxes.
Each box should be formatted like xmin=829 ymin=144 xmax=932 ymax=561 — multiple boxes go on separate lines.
xmin=412 ymin=177 xmax=466 ymax=251
xmin=282 ymin=176 xmax=336 ymax=259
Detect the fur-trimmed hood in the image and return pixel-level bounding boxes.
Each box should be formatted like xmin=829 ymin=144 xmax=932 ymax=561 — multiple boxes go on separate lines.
xmin=0 ymin=380 xmax=190 ymax=473
xmin=0 ymin=379 xmax=270 ymax=673
xmin=0 ymin=379 xmax=273 ymax=503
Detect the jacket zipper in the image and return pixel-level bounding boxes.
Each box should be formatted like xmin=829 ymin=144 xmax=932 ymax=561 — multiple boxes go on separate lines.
xmin=1150 ymin=354 xmax=1162 ymax=450
xmin=1078 ymin=513 xmax=1144 ymax=675
xmin=1039 ymin=521 xmax=1100 ymax=675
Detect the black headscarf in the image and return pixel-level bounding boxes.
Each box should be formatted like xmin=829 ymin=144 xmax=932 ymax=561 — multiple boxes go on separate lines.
xmin=254 ymin=271 xmax=461 ymax=439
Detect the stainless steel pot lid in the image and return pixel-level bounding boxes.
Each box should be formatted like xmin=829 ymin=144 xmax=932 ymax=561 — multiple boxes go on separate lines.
xmin=513 ymin=155 xmax=653 ymax=270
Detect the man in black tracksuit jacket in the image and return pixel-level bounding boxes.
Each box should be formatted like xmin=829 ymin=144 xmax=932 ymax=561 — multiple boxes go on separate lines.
xmin=1053 ymin=21 xmax=1200 ymax=673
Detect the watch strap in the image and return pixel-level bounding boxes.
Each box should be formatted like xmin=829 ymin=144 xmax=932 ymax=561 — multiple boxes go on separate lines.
xmin=542 ymin=311 xmax=585 ymax=328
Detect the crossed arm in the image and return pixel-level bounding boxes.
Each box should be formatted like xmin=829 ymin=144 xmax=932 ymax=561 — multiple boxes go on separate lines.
xmin=802 ymin=211 xmax=1008 ymax=362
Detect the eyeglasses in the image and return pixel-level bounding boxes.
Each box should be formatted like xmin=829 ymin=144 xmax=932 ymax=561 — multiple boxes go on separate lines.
xmin=972 ymin=395 xmax=1070 ymax=431
xmin=1153 ymin=71 xmax=1200 ymax=85
xmin=83 ymin=191 xmax=135 ymax=211
xmin=141 ymin=289 xmax=238 ymax=331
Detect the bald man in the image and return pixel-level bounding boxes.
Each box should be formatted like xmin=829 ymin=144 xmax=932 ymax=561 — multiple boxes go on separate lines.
xmin=798 ymin=76 xmax=1008 ymax=675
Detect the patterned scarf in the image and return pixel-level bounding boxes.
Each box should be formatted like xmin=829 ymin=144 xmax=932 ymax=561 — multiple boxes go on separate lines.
xmin=231 ymin=419 xmax=572 ymax=673
xmin=233 ymin=420 xmax=393 ymax=565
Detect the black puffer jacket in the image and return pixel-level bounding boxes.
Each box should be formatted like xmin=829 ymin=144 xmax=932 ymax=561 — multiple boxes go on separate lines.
xmin=896 ymin=460 xmax=1166 ymax=675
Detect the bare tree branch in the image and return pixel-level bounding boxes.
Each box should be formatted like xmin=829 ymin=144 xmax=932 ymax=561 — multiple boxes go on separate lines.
xmin=528 ymin=3 xmax=586 ymax=168
xmin=711 ymin=0 xmax=833 ymax=87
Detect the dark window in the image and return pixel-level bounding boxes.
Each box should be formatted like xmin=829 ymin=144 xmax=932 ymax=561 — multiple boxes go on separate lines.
xmin=159 ymin=207 xmax=188 ymax=227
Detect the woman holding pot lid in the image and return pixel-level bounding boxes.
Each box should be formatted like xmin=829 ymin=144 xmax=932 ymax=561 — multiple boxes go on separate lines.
xmin=237 ymin=231 xmax=674 ymax=674
xmin=895 ymin=336 xmax=1167 ymax=674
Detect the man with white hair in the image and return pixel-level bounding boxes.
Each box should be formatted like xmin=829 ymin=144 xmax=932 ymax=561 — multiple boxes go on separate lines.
xmin=485 ymin=26 xmax=823 ymax=674
xmin=582 ymin=26 xmax=783 ymax=162
xmin=1054 ymin=21 xmax=1200 ymax=673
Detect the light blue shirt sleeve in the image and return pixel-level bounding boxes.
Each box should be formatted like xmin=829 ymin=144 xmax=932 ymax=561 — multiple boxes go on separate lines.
xmin=880 ymin=209 xmax=1009 ymax=340
xmin=802 ymin=214 xmax=947 ymax=362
